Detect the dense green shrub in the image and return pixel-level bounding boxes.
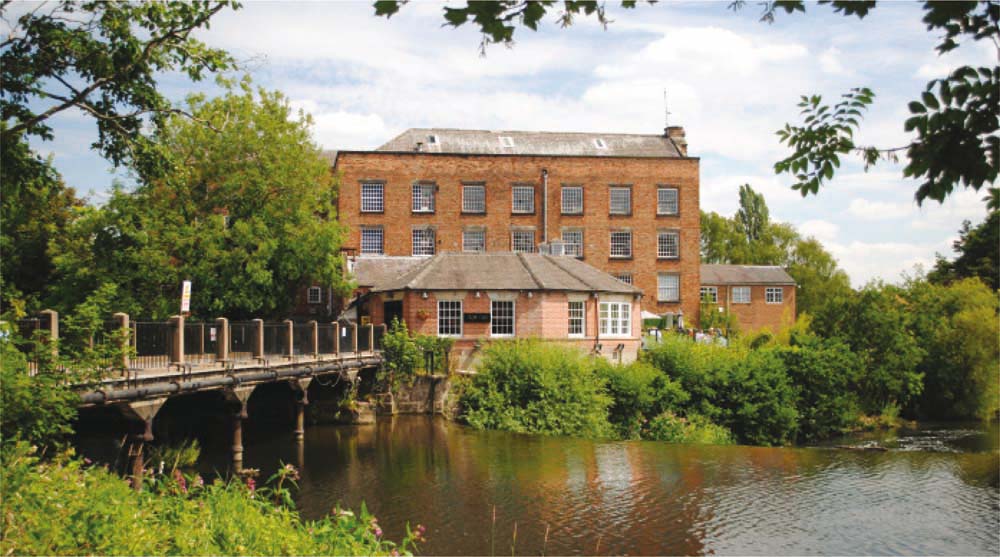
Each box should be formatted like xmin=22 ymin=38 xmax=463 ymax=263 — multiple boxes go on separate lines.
xmin=643 ymin=336 xmax=799 ymax=446
xmin=811 ymin=283 xmax=925 ymax=414
xmin=461 ymin=340 xmax=612 ymax=438
xmin=904 ymin=278 xmax=1000 ymax=420
xmin=1 ymin=443 xmax=421 ymax=556
xmin=597 ymin=360 xmax=689 ymax=439
xmin=777 ymin=335 xmax=862 ymax=441
xmin=645 ymin=412 xmax=734 ymax=445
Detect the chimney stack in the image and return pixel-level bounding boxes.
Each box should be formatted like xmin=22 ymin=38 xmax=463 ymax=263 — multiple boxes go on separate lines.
xmin=665 ymin=126 xmax=687 ymax=156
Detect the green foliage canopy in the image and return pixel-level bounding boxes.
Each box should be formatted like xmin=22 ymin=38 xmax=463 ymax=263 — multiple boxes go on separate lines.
xmin=48 ymin=86 xmax=348 ymax=319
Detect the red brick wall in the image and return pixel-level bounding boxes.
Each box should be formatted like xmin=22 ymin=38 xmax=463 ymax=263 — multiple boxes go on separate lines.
xmin=367 ymin=289 xmax=642 ymax=365
xmin=334 ymin=151 xmax=700 ymax=318
xmin=701 ymin=284 xmax=796 ymax=332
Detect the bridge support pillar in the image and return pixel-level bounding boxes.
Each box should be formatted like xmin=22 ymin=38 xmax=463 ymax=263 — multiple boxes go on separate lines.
xmin=224 ymin=386 xmax=256 ymax=473
xmin=119 ymin=397 xmax=167 ymax=492
xmin=290 ymin=378 xmax=312 ymax=442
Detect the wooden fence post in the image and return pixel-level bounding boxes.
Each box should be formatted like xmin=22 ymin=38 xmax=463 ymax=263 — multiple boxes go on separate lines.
xmin=252 ymin=319 xmax=264 ymax=360
xmin=39 ymin=309 xmax=58 ymax=359
xmin=308 ymin=320 xmax=318 ymax=358
xmin=216 ymin=318 xmax=229 ymax=362
xmin=284 ymin=319 xmax=294 ymax=359
xmin=333 ymin=322 xmax=340 ymax=357
xmin=113 ymin=312 xmax=129 ymax=371
xmin=351 ymin=323 xmax=358 ymax=354
xmin=168 ymin=315 xmax=184 ymax=366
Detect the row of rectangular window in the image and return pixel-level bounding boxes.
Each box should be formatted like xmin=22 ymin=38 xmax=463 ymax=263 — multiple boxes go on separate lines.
xmin=700 ymin=286 xmax=785 ymax=304
xmin=360 ymin=182 xmax=680 ymax=216
xmin=360 ymin=226 xmax=680 ymax=259
xmin=436 ymin=299 xmax=630 ymax=338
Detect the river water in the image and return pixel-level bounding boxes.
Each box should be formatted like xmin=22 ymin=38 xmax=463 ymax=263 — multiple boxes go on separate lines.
xmin=211 ymin=416 xmax=999 ymax=556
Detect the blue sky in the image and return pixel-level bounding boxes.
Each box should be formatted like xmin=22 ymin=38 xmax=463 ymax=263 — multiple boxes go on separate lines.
xmin=19 ymin=1 xmax=996 ymax=286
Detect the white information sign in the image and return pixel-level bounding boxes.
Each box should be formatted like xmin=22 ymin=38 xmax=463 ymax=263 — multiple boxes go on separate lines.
xmin=181 ymin=280 xmax=192 ymax=313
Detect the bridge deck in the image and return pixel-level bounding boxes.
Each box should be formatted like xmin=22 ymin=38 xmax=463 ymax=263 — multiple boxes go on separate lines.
xmin=77 ymin=350 xmax=383 ymax=406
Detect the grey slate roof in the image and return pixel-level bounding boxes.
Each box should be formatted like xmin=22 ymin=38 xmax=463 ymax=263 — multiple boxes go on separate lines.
xmin=376 ymin=128 xmax=682 ymax=158
xmin=701 ymin=264 xmax=796 ymax=285
xmin=351 ymin=256 xmax=425 ymax=288
xmin=367 ymin=252 xmax=641 ymax=294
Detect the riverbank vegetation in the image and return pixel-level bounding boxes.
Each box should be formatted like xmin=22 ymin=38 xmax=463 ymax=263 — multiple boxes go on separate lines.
xmin=458 ymin=270 xmax=998 ymax=446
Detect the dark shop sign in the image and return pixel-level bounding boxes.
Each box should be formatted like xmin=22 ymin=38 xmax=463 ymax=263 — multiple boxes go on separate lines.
xmin=463 ymin=313 xmax=491 ymax=323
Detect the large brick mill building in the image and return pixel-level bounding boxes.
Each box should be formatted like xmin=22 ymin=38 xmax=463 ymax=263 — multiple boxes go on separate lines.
xmin=330 ymin=126 xmax=701 ymax=322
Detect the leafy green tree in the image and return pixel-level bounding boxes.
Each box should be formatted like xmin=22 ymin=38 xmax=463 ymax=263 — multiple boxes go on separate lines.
xmin=928 ymin=209 xmax=999 ymax=290
xmin=786 ymin=237 xmax=852 ymax=317
xmin=777 ymin=334 xmax=861 ymax=441
xmin=49 ymin=86 xmax=349 ymax=319
xmin=0 ymin=133 xmax=81 ymax=311
xmin=811 ymin=283 xmax=925 ymax=414
xmin=736 ymin=183 xmax=769 ymax=244
xmin=597 ymin=360 xmax=689 ymax=439
xmin=375 ymin=1 xmax=998 ymax=206
xmin=904 ymin=277 xmax=999 ymax=420
xmin=2 ymin=0 xmax=239 ymax=177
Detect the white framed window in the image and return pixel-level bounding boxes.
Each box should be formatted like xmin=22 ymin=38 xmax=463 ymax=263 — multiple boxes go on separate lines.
xmin=658 ymin=230 xmax=679 ymax=259
xmin=599 ymin=301 xmax=631 ymax=337
xmin=658 ymin=273 xmax=680 ymax=302
xmin=512 ymin=229 xmax=534 ymax=253
xmin=361 ymin=182 xmax=384 ymax=213
xmin=562 ymin=186 xmax=583 ymax=214
xmin=562 ymin=229 xmax=583 ymax=257
xmin=412 ymin=183 xmax=435 ymax=213
xmin=463 ymin=229 xmax=485 ymax=252
xmin=766 ymin=287 xmax=784 ymax=304
xmin=609 ymin=187 xmax=631 ymax=215
xmin=490 ymin=300 xmax=515 ymax=337
xmin=412 ymin=228 xmax=435 ymax=256
xmin=499 ymin=136 xmax=515 ymax=147
xmin=700 ymin=286 xmax=718 ymax=304
xmin=657 ymin=187 xmax=678 ymax=215
xmin=610 ymin=230 xmax=632 ymax=258
xmin=360 ymin=226 xmax=383 ymax=256
xmin=568 ymin=301 xmax=585 ymax=337
xmin=613 ymin=272 xmax=633 ymax=285
xmin=512 ymin=186 xmax=534 ymax=214
xmin=437 ymin=300 xmax=462 ymax=337
xmin=732 ymin=286 xmax=751 ymax=304
xmin=307 ymin=287 xmax=322 ymax=304
xmin=463 ymin=184 xmax=486 ymax=213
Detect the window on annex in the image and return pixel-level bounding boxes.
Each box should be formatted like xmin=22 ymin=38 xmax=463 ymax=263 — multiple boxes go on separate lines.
xmin=512 ymin=229 xmax=534 ymax=253
xmin=562 ymin=229 xmax=583 ymax=257
xmin=766 ymin=287 xmax=784 ymax=304
xmin=307 ymin=287 xmax=322 ymax=304
xmin=463 ymin=228 xmax=486 ymax=252
xmin=462 ymin=184 xmax=486 ymax=213
xmin=512 ymin=185 xmax=535 ymax=214
xmin=360 ymin=182 xmax=384 ymax=213
xmin=613 ymin=272 xmax=633 ymax=285
xmin=412 ymin=228 xmax=435 ymax=256
xmin=609 ymin=187 xmax=631 ymax=215
xmin=437 ymin=300 xmax=462 ymax=337
xmin=658 ymin=273 xmax=680 ymax=302
xmin=568 ymin=301 xmax=585 ymax=336
xmin=491 ymin=300 xmax=515 ymax=337
xmin=561 ymin=186 xmax=583 ymax=214
xmin=599 ymin=301 xmax=631 ymax=337
xmin=412 ymin=183 xmax=435 ymax=213
xmin=700 ymin=286 xmax=718 ymax=304
xmin=732 ymin=286 xmax=751 ymax=304
xmin=610 ymin=230 xmax=632 ymax=258
xmin=657 ymin=187 xmax=678 ymax=215
xmin=360 ymin=226 xmax=383 ymax=256
xmin=657 ymin=230 xmax=679 ymax=259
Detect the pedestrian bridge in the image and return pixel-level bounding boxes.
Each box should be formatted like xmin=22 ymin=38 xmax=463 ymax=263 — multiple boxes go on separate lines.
xmin=14 ymin=312 xmax=386 ymax=486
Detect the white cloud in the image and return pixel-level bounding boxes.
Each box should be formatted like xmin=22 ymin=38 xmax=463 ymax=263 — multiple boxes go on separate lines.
xmin=797 ymin=219 xmax=840 ymax=243
xmin=848 ymin=198 xmax=915 ymax=220
xmin=819 ymin=47 xmax=850 ymax=75
xmin=824 ymin=238 xmax=954 ymax=286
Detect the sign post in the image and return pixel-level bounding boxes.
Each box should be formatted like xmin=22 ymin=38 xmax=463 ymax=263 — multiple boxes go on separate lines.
xmin=180 ymin=280 xmax=192 ymax=315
